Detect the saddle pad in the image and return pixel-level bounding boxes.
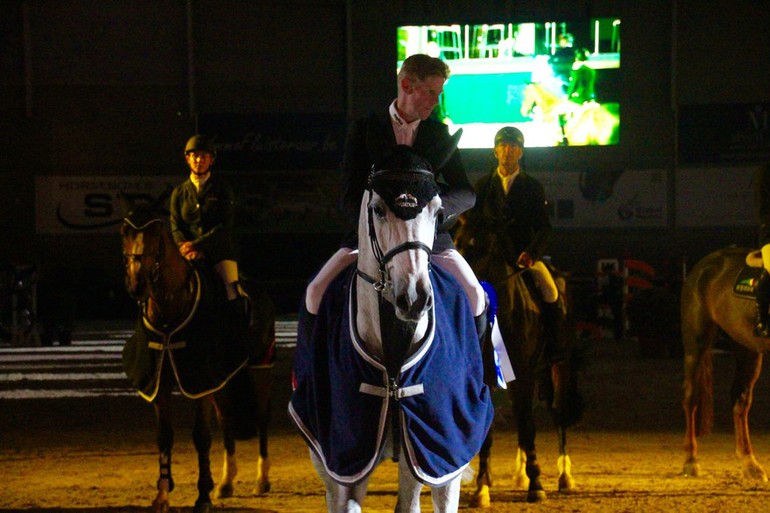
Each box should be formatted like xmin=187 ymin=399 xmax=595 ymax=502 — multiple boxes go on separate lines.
xmin=733 ymin=266 xmax=762 ymax=299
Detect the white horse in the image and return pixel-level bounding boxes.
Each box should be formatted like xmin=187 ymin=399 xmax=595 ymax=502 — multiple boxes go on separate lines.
xmin=290 ymin=147 xmax=493 ymax=512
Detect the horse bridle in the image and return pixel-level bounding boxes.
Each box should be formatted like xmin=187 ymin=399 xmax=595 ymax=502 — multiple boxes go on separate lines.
xmin=356 ymin=187 xmax=434 ymax=294
xmin=122 ymin=217 xmax=165 ymax=289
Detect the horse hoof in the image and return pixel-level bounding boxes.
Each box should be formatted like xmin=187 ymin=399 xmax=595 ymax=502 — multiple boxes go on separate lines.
xmin=152 ymin=498 xmax=170 ymax=513
xmin=253 ymin=479 xmax=271 ymax=495
xmin=682 ymin=462 xmax=701 ymax=477
xmin=469 ymin=484 xmax=491 ymax=508
xmin=558 ymin=475 xmax=576 ymax=492
xmin=152 ymin=491 xmax=170 ymax=513
xmin=214 ymin=482 xmax=234 ymax=499
xmin=742 ymin=463 xmax=769 ymax=482
xmin=193 ymin=500 xmax=213 ymax=513
xmin=527 ymin=489 xmax=547 ymax=503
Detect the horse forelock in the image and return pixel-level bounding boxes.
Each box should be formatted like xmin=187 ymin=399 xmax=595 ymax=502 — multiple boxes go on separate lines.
xmin=369 ymin=169 xmax=439 ymax=221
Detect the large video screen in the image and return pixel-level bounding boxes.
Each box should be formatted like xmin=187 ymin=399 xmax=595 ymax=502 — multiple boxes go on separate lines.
xmin=397 ymin=19 xmax=621 ymax=148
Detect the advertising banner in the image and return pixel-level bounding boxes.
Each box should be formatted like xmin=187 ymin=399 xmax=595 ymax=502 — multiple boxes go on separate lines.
xmin=198 ymin=113 xmax=347 ymax=171
xmin=35 ymin=175 xmax=178 ymax=234
xmin=35 ymin=173 xmax=345 ymax=235
xmin=675 ymin=166 xmax=757 ymax=227
xmin=679 ymin=103 xmax=770 ymax=165
xmin=531 ymin=168 xmax=667 ymax=227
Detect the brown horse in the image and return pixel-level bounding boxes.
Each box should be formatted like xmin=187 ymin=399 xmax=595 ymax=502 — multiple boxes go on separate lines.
xmin=454 ymin=224 xmax=583 ymax=506
xmin=120 ymin=202 xmax=274 ymax=513
xmin=682 ymin=246 xmax=770 ymax=481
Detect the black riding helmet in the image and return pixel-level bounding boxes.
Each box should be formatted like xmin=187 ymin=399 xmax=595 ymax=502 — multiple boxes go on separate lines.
xmin=184 ymin=134 xmax=217 ymax=157
xmin=494 ymin=126 xmax=525 ymax=147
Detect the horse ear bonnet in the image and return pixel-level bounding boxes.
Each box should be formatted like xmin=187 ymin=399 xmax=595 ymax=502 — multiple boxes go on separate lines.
xmin=369 ymin=145 xmax=440 ymax=221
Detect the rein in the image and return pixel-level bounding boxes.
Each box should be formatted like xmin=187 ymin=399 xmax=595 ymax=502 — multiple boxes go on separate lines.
xmin=495 ymin=263 xmax=529 ymax=287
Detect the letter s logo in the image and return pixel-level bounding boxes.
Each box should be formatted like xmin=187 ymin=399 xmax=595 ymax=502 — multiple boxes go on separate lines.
xmin=84 ymin=193 xmax=113 ymax=218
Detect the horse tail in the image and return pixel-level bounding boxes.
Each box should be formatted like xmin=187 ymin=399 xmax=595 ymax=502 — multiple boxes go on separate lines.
xmin=691 ymin=347 xmax=714 ymax=437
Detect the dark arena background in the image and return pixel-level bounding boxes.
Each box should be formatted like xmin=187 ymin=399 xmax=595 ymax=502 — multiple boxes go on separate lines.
xmin=1 ymin=1 xmax=770 ymax=510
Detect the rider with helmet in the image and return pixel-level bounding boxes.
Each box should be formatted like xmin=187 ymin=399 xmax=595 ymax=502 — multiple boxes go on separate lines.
xmin=549 ymin=33 xmax=576 ymax=94
xmin=454 ymin=126 xmax=567 ymax=365
xmin=170 ymin=134 xmax=247 ymax=328
xmin=303 ymin=53 xmax=488 ymax=343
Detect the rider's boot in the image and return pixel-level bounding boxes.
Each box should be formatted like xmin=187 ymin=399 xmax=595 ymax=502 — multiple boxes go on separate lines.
xmin=541 ymin=299 xmax=568 ymax=364
xmin=227 ymin=293 xmax=249 ymax=347
xmin=299 ymin=298 xmax=317 ymax=347
xmin=754 ymin=270 xmax=770 ymax=337
xmin=474 ymin=308 xmax=488 ymax=346
xmin=474 ymin=298 xmax=498 ymax=388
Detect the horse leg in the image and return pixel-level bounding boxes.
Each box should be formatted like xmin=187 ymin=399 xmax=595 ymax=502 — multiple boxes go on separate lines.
xmin=550 ymin=361 xmax=576 ymax=492
xmin=152 ymin=384 xmax=174 ymax=513
xmin=512 ymin=447 xmax=529 ymax=490
xmin=731 ymin=346 xmax=767 ymax=481
xmin=214 ymin=426 xmax=237 ymax=499
xmin=556 ymin=426 xmax=575 ymax=492
xmin=429 ymin=474 xmax=462 ymax=513
xmin=509 ymin=379 xmax=545 ymax=502
xmin=682 ymin=319 xmax=717 ymax=477
xmin=252 ymin=366 xmax=272 ymax=495
xmin=469 ymin=430 xmax=493 ymax=508
xmin=192 ymin=397 xmax=215 ymax=513
xmin=396 ymin=449 xmax=423 ymax=512
xmin=311 ymin=448 xmax=368 ymax=513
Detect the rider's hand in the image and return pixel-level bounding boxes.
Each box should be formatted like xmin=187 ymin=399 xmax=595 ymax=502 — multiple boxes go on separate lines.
xmin=517 ymin=252 xmax=534 ymax=268
xmin=178 ymin=242 xmax=201 ymax=261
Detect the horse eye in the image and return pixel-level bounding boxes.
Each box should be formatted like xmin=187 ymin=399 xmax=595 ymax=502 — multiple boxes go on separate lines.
xmin=372 ymin=205 xmax=386 ymax=219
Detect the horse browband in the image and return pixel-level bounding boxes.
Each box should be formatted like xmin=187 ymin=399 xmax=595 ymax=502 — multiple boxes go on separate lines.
xmin=124 ymin=216 xmax=163 ymax=231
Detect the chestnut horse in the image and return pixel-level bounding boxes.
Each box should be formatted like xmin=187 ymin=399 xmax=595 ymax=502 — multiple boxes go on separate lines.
xmin=120 ymin=202 xmax=274 ymax=513
xmin=682 ymin=246 xmax=770 ymax=481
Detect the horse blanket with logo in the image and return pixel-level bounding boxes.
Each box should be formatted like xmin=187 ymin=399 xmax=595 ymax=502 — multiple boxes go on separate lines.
xmin=122 ymin=262 xmax=248 ymax=402
xmin=289 ymin=264 xmax=494 ymax=486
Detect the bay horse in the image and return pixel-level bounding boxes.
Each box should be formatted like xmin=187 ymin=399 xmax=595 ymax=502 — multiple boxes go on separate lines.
xmin=520 ymin=82 xmax=619 ymax=146
xmin=682 ymin=246 xmax=770 ymax=481
xmin=120 ymin=201 xmax=274 ymax=513
xmin=290 ymin=146 xmax=494 ymax=512
xmin=453 ymin=224 xmax=584 ymax=506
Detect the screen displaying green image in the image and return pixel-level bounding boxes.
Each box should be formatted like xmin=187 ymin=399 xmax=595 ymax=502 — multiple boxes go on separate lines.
xmin=397 ymin=19 xmax=621 ymax=148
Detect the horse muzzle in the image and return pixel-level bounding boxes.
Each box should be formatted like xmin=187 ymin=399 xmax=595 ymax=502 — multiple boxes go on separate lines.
xmin=393 ymin=276 xmax=433 ymax=322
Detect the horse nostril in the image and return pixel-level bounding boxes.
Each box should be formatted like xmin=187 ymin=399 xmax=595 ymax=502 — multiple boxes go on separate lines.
xmin=395 ymin=289 xmax=430 ymax=321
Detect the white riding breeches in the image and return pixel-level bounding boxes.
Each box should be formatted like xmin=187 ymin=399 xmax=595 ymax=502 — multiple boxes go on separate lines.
xmin=528 ymin=260 xmax=559 ymax=304
xmin=761 ymin=243 xmax=770 ymax=272
xmin=304 ymin=247 xmax=486 ymax=317
xmin=432 ymin=248 xmax=486 ymax=317
xmin=215 ymin=259 xmax=240 ymax=300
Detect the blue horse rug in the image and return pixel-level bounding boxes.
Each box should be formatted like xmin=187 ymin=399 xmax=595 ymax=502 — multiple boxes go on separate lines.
xmin=289 ymin=264 xmax=494 ymax=487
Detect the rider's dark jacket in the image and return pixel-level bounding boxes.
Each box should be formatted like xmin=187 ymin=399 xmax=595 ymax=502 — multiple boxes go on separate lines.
xmin=338 ymin=111 xmax=475 ymax=253
xmin=455 ymin=167 xmax=552 ymax=269
xmin=169 ymin=175 xmax=237 ymax=264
